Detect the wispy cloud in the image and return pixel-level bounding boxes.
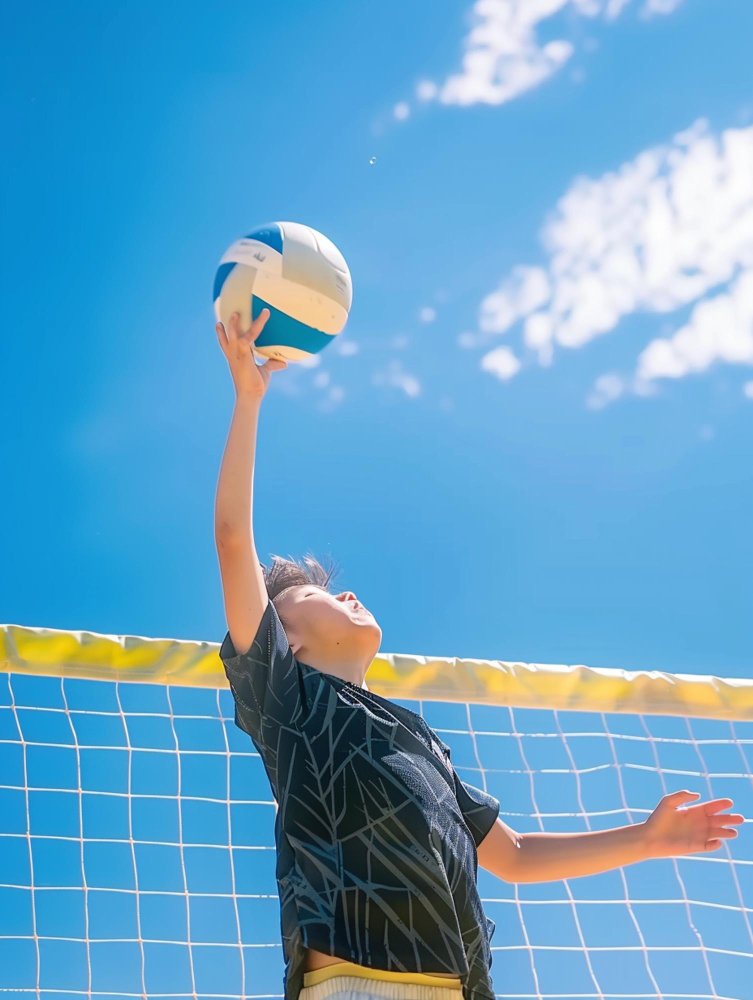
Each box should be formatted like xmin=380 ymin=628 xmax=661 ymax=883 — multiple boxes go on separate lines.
xmin=372 ymin=360 xmax=423 ymax=399
xmin=459 ymin=119 xmax=753 ymax=406
xmin=395 ymin=0 xmax=686 ymax=118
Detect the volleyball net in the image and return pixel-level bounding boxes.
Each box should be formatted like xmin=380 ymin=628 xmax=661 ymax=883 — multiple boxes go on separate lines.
xmin=1 ymin=622 xmax=751 ymax=1000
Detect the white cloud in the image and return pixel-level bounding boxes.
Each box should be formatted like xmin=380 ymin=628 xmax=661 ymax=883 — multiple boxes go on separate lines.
xmin=585 ymin=372 xmax=627 ymax=410
xmin=299 ymin=354 xmax=322 ymax=369
xmin=743 ymin=381 xmax=753 ymax=399
xmin=419 ymin=306 xmax=437 ymax=323
xmin=479 ymin=266 xmax=550 ymax=333
xmin=409 ymin=0 xmax=685 ymax=112
xmin=416 ymin=80 xmax=439 ymax=101
xmin=336 ymin=340 xmax=359 ymax=357
xmin=480 ymin=345 xmax=522 ymax=382
xmin=468 ymin=119 xmax=753 ymax=402
xmin=393 ymin=102 xmax=411 ymax=121
xmin=318 ymin=385 xmax=346 ymax=414
xmin=636 ymin=269 xmax=753 ymax=383
xmin=457 ymin=330 xmax=480 ymax=349
xmin=643 ymin=0 xmax=684 ymax=14
xmin=372 ymin=360 xmax=423 ymax=398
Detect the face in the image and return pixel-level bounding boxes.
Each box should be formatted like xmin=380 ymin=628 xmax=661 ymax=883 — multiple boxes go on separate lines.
xmin=276 ymin=585 xmax=382 ymax=687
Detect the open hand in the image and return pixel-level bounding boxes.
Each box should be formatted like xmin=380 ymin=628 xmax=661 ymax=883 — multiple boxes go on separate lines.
xmin=215 ymin=310 xmax=288 ymax=399
xmin=643 ymin=790 xmax=745 ymax=857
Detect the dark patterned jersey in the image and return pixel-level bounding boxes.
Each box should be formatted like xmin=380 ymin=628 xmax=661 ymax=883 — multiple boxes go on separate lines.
xmin=219 ymin=600 xmax=500 ymax=1000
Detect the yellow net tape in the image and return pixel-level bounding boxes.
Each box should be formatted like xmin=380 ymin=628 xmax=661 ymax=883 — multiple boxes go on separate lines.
xmin=1 ymin=622 xmax=752 ymax=720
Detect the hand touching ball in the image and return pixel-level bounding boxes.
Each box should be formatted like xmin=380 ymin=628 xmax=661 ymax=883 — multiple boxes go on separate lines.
xmin=213 ymin=221 xmax=352 ymax=365
xmin=215 ymin=310 xmax=289 ymax=400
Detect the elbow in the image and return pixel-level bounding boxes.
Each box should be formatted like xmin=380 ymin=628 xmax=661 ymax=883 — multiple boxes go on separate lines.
xmin=476 ymin=818 xmax=525 ymax=883
xmin=215 ymin=526 xmax=253 ymax=548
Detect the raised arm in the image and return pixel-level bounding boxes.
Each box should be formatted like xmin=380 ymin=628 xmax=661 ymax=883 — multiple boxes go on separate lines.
xmin=214 ymin=310 xmax=288 ymax=656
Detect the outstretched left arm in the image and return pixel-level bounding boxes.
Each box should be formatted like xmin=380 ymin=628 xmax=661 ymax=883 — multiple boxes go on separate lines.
xmin=477 ymin=790 xmax=744 ymax=884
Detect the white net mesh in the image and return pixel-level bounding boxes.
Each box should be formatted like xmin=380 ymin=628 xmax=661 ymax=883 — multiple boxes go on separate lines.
xmin=1 ymin=667 xmax=751 ymax=1000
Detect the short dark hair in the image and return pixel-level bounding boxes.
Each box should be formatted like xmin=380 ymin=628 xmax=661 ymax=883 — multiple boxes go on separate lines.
xmin=262 ymin=552 xmax=340 ymax=616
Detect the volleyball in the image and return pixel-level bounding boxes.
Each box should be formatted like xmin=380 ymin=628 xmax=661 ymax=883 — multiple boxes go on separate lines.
xmin=212 ymin=221 xmax=353 ymax=363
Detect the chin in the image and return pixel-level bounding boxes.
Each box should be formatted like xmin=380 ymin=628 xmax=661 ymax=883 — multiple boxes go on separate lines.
xmin=367 ymin=619 xmax=382 ymax=640
xmin=369 ymin=626 xmax=383 ymax=657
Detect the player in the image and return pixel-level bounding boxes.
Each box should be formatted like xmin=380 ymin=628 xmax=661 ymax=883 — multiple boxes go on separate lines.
xmin=214 ymin=311 xmax=744 ymax=1000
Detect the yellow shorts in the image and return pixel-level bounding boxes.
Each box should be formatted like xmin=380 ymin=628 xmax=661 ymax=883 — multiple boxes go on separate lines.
xmin=299 ymin=961 xmax=463 ymax=1000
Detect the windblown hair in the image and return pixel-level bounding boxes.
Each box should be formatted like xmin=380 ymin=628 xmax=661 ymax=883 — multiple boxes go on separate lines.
xmin=262 ymin=552 xmax=340 ymax=617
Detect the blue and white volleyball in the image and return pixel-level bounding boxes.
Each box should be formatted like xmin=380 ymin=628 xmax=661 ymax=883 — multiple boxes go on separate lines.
xmin=213 ymin=222 xmax=352 ymax=363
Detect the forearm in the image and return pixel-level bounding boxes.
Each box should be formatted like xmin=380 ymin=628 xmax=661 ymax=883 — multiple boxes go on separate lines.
xmin=214 ymin=395 xmax=262 ymax=539
xmin=514 ymin=822 xmax=650 ymax=883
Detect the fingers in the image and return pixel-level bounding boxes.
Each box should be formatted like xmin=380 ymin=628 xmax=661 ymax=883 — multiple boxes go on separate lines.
xmin=710 ymin=814 xmax=745 ymax=828
xmin=224 ymin=312 xmax=246 ymax=339
xmin=703 ymin=798 xmax=735 ymax=815
xmin=218 ymin=308 xmax=270 ymax=341
xmin=709 ymin=826 xmax=740 ymax=839
xmin=250 ymin=307 xmax=271 ymax=337
xmin=666 ymin=790 xmax=701 ymax=805
xmin=704 ymin=820 xmax=743 ymax=853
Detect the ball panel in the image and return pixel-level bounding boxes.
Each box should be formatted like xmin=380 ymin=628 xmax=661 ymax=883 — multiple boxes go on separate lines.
xmin=309 ymin=228 xmax=350 ymax=274
xmin=213 ymin=262 xmax=236 ymax=303
xmin=219 ymin=237 xmax=283 ymax=275
xmin=251 ymin=343 xmax=311 ymax=364
xmin=251 ymin=296 xmax=337 ymax=362
xmin=213 ymin=263 xmax=258 ymax=332
xmin=253 ymin=268 xmax=348 ymax=334
xmin=244 ymin=223 xmax=283 ymax=255
xmin=279 ymin=232 xmax=352 ymax=312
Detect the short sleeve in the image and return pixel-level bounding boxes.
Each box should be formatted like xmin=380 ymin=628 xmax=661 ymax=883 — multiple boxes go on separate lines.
xmin=219 ymin=599 xmax=307 ymax=738
xmin=453 ymin=774 xmax=500 ymax=847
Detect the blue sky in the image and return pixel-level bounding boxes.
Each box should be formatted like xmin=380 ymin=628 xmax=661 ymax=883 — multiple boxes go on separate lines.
xmin=2 ymin=4 xmax=753 ymax=998
xmin=2 ymin=0 xmax=752 ymax=677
